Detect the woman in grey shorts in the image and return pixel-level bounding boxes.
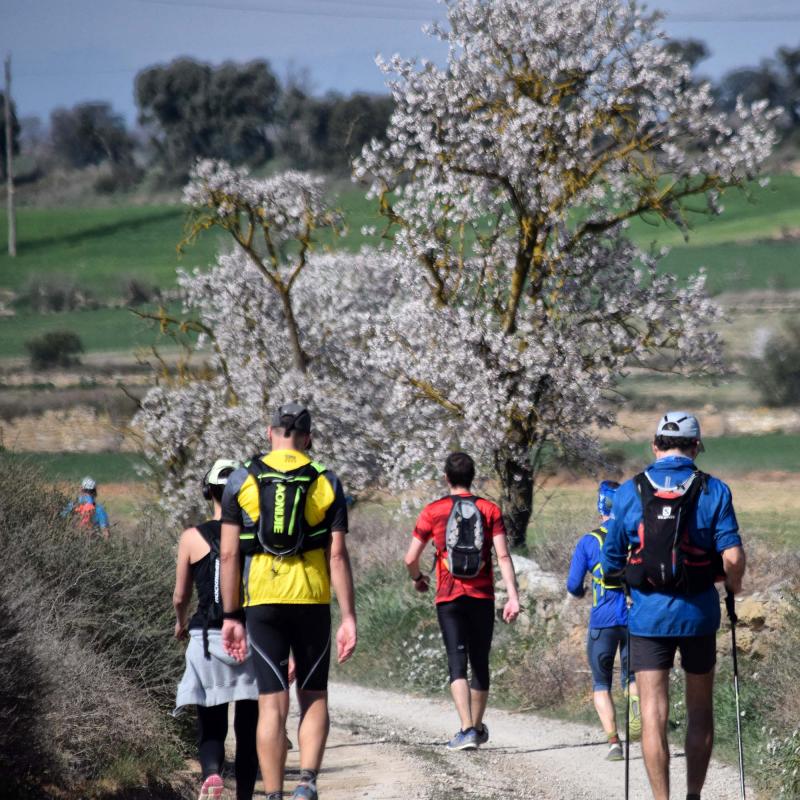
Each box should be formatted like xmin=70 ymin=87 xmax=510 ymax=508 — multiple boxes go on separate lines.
xmin=173 ymin=459 xmax=259 ymax=800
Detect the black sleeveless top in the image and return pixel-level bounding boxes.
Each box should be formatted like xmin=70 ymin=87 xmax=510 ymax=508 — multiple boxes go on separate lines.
xmin=188 ymin=520 xmax=223 ymax=632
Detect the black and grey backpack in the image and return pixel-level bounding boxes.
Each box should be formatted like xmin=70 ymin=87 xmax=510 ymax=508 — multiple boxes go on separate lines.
xmin=444 ymin=496 xmax=485 ymax=578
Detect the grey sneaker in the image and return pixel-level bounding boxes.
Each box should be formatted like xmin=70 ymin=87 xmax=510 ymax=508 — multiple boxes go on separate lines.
xmin=607 ymin=741 xmax=624 ymax=761
xmin=474 ymin=723 xmax=490 ymax=746
xmin=291 ymin=784 xmax=318 ymax=800
xmin=447 ymin=728 xmax=479 ymax=750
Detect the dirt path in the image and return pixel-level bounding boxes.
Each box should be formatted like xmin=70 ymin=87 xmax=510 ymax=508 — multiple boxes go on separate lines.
xmin=220 ymin=681 xmax=748 ymax=799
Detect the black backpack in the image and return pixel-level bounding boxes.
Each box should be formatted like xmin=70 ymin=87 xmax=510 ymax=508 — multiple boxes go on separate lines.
xmin=444 ymin=495 xmax=485 ymax=579
xmin=245 ymin=457 xmax=329 ymax=557
xmin=626 ymin=469 xmax=722 ymax=595
xmin=195 ymin=520 xmax=223 ymax=659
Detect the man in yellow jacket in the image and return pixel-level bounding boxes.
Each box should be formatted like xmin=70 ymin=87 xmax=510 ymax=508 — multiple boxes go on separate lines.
xmin=220 ymin=403 xmax=357 ymax=800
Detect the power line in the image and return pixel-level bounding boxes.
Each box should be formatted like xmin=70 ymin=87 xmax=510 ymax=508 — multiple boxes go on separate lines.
xmin=136 ymin=0 xmax=439 ymax=23
xmin=667 ymin=12 xmax=800 ymax=22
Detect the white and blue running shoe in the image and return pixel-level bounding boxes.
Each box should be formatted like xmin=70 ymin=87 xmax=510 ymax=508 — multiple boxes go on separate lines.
xmin=447 ymin=728 xmax=479 ymax=750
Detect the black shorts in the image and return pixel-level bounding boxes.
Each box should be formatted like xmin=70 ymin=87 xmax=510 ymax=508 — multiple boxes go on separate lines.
xmin=245 ymin=604 xmax=331 ymax=694
xmin=630 ymin=633 xmax=716 ymax=675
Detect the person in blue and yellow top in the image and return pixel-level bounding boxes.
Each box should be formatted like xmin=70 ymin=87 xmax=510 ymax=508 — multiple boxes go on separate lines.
xmin=567 ymin=480 xmax=640 ymax=761
xmin=219 ymin=402 xmax=356 ymax=800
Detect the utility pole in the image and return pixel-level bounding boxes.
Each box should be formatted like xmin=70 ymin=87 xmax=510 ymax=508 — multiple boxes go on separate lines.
xmin=4 ymin=53 xmax=16 ymax=257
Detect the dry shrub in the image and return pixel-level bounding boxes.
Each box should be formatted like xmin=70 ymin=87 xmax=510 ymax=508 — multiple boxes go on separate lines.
xmin=347 ymin=503 xmax=414 ymax=578
xmin=20 ymin=273 xmax=97 ymax=312
xmin=529 ymin=512 xmax=593 ymax=574
xmin=743 ymin=538 xmax=800 ymax=593
xmin=497 ymin=619 xmax=585 ymax=711
xmin=0 ymin=466 xmax=185 ymax=797
xmin=0 ymin=588 xmax=54 ymax=797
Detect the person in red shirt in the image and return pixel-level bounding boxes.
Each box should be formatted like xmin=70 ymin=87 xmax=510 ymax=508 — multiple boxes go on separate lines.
xmin=404 ymin=451 xmax=521 ymax=750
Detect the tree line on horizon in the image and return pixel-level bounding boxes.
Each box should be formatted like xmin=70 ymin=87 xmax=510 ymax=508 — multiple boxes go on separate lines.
xmin=1 ymin=39 xmax=799 ymax=193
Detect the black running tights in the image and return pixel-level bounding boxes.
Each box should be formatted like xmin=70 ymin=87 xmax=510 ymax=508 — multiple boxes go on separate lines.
xmin=436 ymin=596 xmax=495 ymax=691
xmin=196 ymin=700 xmax=259 ymax=800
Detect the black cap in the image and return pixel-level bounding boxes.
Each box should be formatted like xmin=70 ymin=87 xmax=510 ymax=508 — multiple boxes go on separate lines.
xmin=271 ymin=402 xmax=312 ymax=434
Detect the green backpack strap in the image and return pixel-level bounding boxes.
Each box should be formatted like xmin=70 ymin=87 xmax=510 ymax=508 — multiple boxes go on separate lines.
xmin=588 ymin=527 xmax=622 ymax=605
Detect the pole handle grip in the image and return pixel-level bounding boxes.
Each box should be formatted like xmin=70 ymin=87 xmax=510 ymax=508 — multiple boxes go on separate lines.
xmin=725 ymin=588 xmax=738 ymax=625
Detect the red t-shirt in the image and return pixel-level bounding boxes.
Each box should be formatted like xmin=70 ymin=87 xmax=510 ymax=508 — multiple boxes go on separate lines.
xmin=412 ymin=493 xmax=507 ymax=604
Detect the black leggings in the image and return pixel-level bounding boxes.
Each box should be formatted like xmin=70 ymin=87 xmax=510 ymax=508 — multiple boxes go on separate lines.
xmin=436 ymin=596 xmax=495 ymax=691
xmin=197 ymin=700 xmax=259 ymax=800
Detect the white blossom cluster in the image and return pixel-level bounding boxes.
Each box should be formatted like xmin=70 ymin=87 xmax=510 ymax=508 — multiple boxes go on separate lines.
xmin=136 ymin=168 xmax=395 ymax=522
xmin=352 ymin=0 xmax=777 ymax=530
xmin=183 ymin=159 xmax=343 ymax=248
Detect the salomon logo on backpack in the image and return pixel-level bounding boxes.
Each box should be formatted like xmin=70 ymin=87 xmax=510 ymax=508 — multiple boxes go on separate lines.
xmin=246 ymin=458 xmax=328 ymax=557
xmin=626 ymin=470 xmax=721 ymax=594
xmin=444 ymin=496 xmax=485 ymax=578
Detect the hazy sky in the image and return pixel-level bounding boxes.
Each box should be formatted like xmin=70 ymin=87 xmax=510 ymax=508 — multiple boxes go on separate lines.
xmin=2 ymin=0 xmax=799 ymax=123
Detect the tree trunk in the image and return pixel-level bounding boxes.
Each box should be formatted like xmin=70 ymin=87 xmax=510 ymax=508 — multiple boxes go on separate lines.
xmin=495 ymin=448 xmax=534 ymax=551
xmin=277 ymin=285 xmax=308 ymax=373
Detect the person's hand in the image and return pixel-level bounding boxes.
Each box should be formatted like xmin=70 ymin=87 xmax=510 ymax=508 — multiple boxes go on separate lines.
xmin=725 ymin=576 xmax=743 ymax=595
xmin=222 ymin=619 xmax=248 ymax=663
xmin=503 ymin=597 xmax=520 ymax=624
xmin=174 ymin=621 xmax=188 ymax=641
xmin=288 ymin=654 xmax=296 ymax=685
xmin=336 ymin=616 xmax=357 ymax=664
xmin=413 ymin=574 xmax=430 ymax=593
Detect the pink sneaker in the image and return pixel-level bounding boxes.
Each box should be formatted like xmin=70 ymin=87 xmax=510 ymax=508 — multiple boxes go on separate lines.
xmin=199 ymin=773 xmax=224 ymax=799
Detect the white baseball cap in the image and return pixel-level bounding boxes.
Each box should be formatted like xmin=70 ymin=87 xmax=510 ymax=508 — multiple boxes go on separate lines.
xmin=655 ymin=411 xmax=705 ymax=451
xmin=80 ymin=476 xmax=97 ymax=491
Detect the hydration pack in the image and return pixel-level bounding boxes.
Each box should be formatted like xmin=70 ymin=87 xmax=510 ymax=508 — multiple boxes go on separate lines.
xmin=244 ymin=457 xmax=329 ymax=557
xmin=72 ymin=499 xmax=96 ymax=529
xmin=626 ymin=470 xmax=721 ymax=595
xmin=588 ymin=527 xmax=623 ymax=607
xmin=444 ymin=496 xmax=485 ymax=579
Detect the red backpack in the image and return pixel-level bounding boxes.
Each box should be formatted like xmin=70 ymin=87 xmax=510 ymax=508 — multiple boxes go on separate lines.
xmin=73 ymin=499 xmax=96 ymax=529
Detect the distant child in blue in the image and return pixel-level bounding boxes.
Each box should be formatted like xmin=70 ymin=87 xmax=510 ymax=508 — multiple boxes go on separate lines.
xmin=567 ymin=480 xmax=640 ymax=760
xmin=64 ymin=476 xmax=111 ymax=540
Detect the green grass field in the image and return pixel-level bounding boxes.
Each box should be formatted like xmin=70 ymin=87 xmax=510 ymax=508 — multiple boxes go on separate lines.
xmin=0 ymin=176 xmax=797 ymax=358
xmin=0 ymin=451 xmax=149 ymax=482
xmin=609 ymin=432 xmax=800 ymax=473
xmin=0 ymin=303 xmax=189 ymax=357
xmin=0 ymin=205 xmax=225 ymax=301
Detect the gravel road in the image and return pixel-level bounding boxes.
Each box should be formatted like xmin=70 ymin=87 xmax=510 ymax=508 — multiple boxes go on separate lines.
xmin=267 ymin=681 xmax=749 ymax=799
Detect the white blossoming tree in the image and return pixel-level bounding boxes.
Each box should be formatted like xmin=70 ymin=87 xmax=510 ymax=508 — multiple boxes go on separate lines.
xmin=135 ymin=161 xmax=394 ymax=522
xmin=354 ymin=0 xmax=779 ymax=546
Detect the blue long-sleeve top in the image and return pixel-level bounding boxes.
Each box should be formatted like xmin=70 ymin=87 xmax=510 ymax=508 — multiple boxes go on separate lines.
xmin=567 ymin=527 xmax=628 ymax=629
xmin=601 ymin=456 xmax=742 ymax=637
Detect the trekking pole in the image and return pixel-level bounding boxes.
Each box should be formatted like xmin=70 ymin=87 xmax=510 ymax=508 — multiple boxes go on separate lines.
xmin=725 ymin=588 xmax=746 ymax=800
xmin=624 ymin=602 xmax=631 ymax=800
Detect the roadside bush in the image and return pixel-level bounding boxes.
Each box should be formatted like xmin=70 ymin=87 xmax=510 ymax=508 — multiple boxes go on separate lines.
xmin=748 ymin=320 xmax=800 ymax=406
xmin=25 ymin=330 xmax=84 ymax=369
xmin=0 ymin=466 xmax=185 ymax=797
xmin=94 ymin=163 xmax=144 ymax=194
xmin=20 ymin=273 xmax=96 ymax=312
xmin=123 ymin=276 xmax=162 ymax=306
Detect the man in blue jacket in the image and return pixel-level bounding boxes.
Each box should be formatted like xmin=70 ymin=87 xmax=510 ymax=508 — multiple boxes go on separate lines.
xmin=567 ymin=480 xmax=640 ymax=761
xmin=602 ymin=412 xmax=746 ymax=800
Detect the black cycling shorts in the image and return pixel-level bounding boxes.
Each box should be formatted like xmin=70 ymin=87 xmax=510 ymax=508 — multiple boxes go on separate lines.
xmin=245 ymin=604 xmax=331 ymax=694
xmin=630 ymin=633 xmax=716 ymax=675
xmin=436 ymin=596 xmax=495 ymax=691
